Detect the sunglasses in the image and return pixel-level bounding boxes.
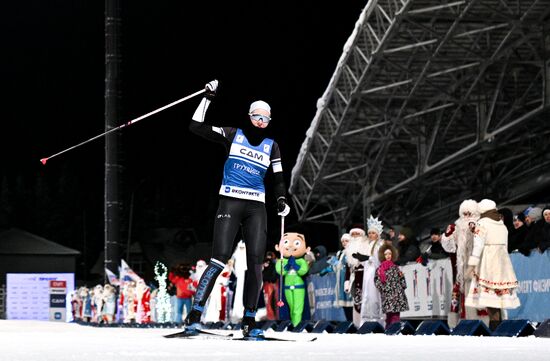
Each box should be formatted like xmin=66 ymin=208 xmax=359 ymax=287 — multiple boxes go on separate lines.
xmin=249 ymin=113 xmax=271 ymax=123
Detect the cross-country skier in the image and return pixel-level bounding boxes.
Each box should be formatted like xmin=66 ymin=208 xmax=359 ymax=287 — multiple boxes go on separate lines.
xmin=184 ymin=80 xmax=290 ymax=338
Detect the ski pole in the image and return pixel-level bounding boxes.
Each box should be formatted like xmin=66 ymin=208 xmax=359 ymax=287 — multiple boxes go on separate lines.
xmin=276 ymin=215 xmax=285 ymax=308
xmin=40 ymin=87 xmax=206 ymax=165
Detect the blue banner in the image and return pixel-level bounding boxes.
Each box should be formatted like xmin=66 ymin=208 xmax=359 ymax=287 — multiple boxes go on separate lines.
xmin=507 ymin=251 xmax=550 ymax=322
xmin=307 ymin=273 xmax=346 ymax=322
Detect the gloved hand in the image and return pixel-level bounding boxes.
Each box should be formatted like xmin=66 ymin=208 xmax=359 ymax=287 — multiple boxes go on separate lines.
xmin=284 ymin=256 xmax=300 ymax=271
xmin=416 ymin=253 xmax=428 ymax=266
xmin=277 ymin=196 xmax=290 ymax=217
xmin=518 ymin=247 xmax=531 ymax=257
xmin=344 ymin=280 xmax=351 ymax=293
xmin=445 ymin=224 xmax=456 ymax=237
xmin=327 ymin=255 xmax=338 ymax=267
xmin=205 ymin=79 xmax=218 ymax=99
xmin=465 ymin=265 xmax=475 ymax=280
xmin=319 ymin=266 xmax=333 ymax=276
xmin=352 ymin=252 xmax=369 ymax=262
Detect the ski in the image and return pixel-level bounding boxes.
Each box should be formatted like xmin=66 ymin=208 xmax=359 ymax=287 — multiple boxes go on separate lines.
xmin=164 ymin=328 xmax=317 ymax=342
xmin=235 ymin=331 xmax=317 ymax=342
xmin=163 ymin=328 xmax=234 ymax=339
xmin=263 ymin=331 xmax=318 ymax=342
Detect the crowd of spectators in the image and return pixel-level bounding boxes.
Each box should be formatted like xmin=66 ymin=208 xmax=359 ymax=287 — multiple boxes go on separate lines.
xmin=71 ymin=202 xmax=549 ymax=329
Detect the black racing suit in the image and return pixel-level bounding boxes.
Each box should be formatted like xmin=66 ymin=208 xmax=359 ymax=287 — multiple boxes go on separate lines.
xmin=188 ymin=120 xmax=287 ymax=314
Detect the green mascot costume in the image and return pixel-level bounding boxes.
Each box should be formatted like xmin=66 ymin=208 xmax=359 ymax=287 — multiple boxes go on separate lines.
xmin=275 ymin=232 xmax=310 ymax=327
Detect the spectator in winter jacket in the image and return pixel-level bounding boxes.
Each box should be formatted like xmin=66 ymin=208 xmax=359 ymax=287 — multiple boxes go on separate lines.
xmin=262 ymin=251 xmax=279 ymax=320
xmin=169 ymin=263 xmax=196 ymax=324
xmin=498 ymin=207 xmax=516 ymax=254
xmin=536 ymin=206 xmax=550 ymax=253
xmin=427 ymin=228 xmax=450 ymax=260
xmin=395 ymin=226 xmax=420 ymax=266
xmin=513 ymin=211 xmax=525 ymax=229
xmin=374 ymin=243 xmax=409 ymax=329
xmin=508 ymin=212 xmax=528 ymax=253
xmin=519 ymin=206 xmax=543 ymax=256
xmin=309 ymin=245 xmax=333 ymax=276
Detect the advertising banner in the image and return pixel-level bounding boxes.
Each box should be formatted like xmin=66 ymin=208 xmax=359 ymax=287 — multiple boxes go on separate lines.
xmin=7 ymin=273 xmax=75 ymax=321
xmin=507 ymin=251 xmax=550 ymax=322
xmin=49 ymin=280 xmax=67 ymax=322
xmin=307 ymin=272 xmax=346 ymax=322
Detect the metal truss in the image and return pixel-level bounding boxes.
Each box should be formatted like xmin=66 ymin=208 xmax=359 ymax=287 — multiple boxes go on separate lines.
xmin=289 ymin=0 xmax=550 ymax=231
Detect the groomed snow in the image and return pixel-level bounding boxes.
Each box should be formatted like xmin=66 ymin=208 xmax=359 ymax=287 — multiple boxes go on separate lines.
xmin=1 ymin=320 xmax=549 ymax=361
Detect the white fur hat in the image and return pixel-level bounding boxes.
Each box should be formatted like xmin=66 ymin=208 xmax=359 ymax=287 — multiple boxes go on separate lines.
xmin=349 ymin=227 xmax=365 ymax=237
xmin=249 ymin=100 xmax=271 ymax=114
xmin=478 ymin=199 xmax=497 ymax=214
xmin=341 ymin=233 xmax=351 ymax=241
xmin=459 ymin=199 xmax=479 ymax=216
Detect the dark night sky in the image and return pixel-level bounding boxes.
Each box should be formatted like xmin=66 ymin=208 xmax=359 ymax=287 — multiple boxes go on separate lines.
xmin=1 ymin=1 xmax=366 ymax=277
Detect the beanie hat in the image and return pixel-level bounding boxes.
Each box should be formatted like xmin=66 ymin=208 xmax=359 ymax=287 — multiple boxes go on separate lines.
xmin=527 ymin=207 xmax=543 ymax=222
xmin=478 ymin=199 xmax=497 ymax=214
xmin=249 ymin=100 xmax=271 ymax=114
xmin=399 ymin=226 xmax=414 ymax=240
xmin=514 ymin=212 xmax=526 ymax=223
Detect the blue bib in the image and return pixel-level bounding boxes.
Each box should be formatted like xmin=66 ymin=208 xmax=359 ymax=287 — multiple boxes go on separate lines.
xmin=219 ymin=128 xmax=274 ymax=202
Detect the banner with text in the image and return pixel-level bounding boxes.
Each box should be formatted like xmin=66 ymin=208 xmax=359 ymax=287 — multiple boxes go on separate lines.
xmin=7 ymin=273 xmax=75 ymax=321
xmin=307 ymin=272 xmax=346 ymax=322
xmin=400 ymin=258 xmax=453 ymax=318
xmin=507 ymin=251 xmax=550 ymax=322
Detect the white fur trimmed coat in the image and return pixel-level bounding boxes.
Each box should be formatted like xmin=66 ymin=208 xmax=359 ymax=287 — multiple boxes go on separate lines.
xmin=465 ymin=217 xmax=520 ymax=309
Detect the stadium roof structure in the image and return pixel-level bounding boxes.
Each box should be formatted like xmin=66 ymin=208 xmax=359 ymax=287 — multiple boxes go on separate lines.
xmin=290 ymin=0 xmax=550 ymax=232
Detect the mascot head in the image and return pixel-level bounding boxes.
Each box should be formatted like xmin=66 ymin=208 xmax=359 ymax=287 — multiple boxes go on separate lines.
xmin=275 ymin=232 xmax=310 ymax=259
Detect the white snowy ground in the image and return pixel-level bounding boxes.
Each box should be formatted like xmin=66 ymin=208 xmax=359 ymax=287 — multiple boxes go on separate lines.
xmin=1 ymin=320 xmax=549 ymax=361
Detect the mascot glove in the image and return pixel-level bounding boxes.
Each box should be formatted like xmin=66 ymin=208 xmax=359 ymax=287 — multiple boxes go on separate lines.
xmin=284 ymin=256 xmax=300 ymax=271
xmin=445 ymin=224 xmax=456 ymax=237
xmin=277 ymin=197 xmax=291 ymax=217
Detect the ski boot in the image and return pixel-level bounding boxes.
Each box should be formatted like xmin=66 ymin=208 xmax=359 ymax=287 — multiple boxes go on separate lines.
xmin=182 ymin=308 xmax=203 ymax=336
xmin=241 ymin=310 xmax=264 ymax=338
